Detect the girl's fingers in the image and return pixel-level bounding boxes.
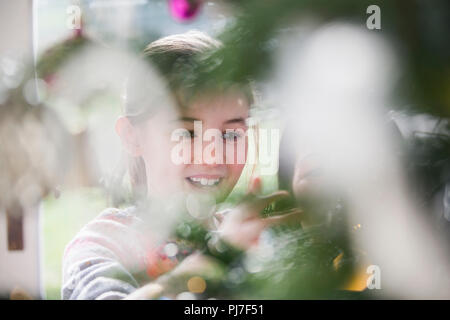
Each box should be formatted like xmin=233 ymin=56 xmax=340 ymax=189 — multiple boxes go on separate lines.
xmin=239 ymin=177 xmax=262 ymax=204
xmin=268 ymin=207 xmax=303 ymax=217
xmin=262 ymin=209 xmax=304 ymax=227
xmin=248 ymin=176 xmax=262 ymax=195
xmin=248 ymin=190 xmax=290 ymax=212
xmin=237 ymin=190 xmax=290 ymax=220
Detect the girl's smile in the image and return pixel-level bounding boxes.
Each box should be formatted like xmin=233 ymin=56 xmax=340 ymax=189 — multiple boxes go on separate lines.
xmin=186 ymin=174 xmax=224 ymax=188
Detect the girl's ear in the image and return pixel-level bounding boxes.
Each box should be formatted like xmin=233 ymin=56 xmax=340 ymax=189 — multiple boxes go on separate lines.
xmin=115 ymin=116 xmax=142 ymax=157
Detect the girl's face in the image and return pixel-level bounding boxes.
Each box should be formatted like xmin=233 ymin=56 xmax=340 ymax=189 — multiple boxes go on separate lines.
xmin=118 ymin=90 xmax=250 ymax=203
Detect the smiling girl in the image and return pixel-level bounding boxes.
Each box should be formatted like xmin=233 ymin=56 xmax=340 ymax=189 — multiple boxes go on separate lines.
xmin=61 ymin=31 xmax=256 ymax=300
xmin=61 ymin=30 xmax=303 ymax=300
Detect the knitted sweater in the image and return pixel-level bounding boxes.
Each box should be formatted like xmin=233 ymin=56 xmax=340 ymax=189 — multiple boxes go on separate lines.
xmin=61 ymin=207 xmax=190 ymax=300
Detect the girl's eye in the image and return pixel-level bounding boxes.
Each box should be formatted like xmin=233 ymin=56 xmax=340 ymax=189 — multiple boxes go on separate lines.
xmin=186 ymin=130 xmax=196 ymax=138
xmin=223 ymin=131 xmax=243 ymax=141
xmin=176 ymin=130 xmax=195 ymax=139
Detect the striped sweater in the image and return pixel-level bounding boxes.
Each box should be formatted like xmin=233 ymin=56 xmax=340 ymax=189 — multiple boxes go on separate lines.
xmin=61 ymin=207 xmax=191 ymax=300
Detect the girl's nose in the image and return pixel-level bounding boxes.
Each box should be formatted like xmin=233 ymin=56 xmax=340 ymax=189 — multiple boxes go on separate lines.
xmin=191 ymin=131 xmax=226 ymax=165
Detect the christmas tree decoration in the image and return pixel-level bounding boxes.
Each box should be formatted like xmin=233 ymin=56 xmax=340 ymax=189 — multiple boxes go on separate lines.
xmin=168 ymin=0 xmax=203 ymax=22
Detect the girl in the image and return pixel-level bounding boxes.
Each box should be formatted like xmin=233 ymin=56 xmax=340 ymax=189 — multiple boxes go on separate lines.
xmin=62 ymin=31 xmax=301 ymax=300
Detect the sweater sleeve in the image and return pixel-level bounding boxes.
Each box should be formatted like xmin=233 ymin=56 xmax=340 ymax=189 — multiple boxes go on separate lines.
xmin=61 ymin=208 xmax=150 ymax=300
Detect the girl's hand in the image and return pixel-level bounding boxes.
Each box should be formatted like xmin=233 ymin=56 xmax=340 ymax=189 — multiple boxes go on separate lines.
xmin=125 ymin=252 xmax=220 ymax=300
xmin=215 ymin=178 xmax=304 ymax=250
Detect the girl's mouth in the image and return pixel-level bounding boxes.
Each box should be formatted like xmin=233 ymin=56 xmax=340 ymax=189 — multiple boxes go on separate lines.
xmin=186 ymin=176 xmax=223 ymax=188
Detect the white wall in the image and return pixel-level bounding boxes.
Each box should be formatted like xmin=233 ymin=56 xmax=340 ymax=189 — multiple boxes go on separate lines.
xmin=0 ymin=0 xmax=43 ymax=299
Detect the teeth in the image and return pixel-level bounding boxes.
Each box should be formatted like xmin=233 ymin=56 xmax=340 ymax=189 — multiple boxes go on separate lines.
xmin=188 ymin=177 xmax=220 ymax=186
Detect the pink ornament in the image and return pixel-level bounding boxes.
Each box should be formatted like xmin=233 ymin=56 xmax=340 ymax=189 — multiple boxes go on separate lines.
xmin=168 ymin=0 xmax=203 ymax=22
